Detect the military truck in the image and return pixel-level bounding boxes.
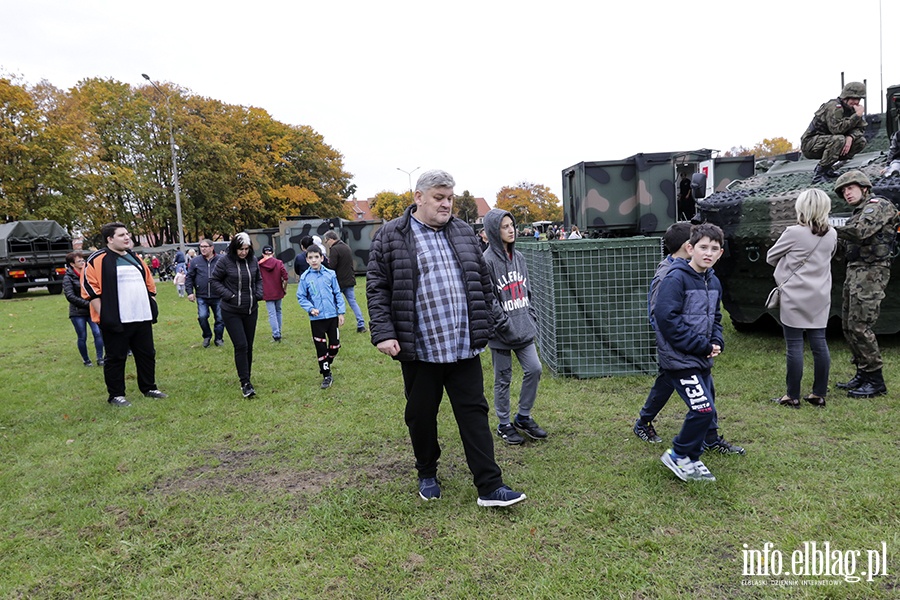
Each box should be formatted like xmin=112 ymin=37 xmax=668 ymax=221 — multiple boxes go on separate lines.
xmin=696 ymin=83 xmax=900 ymax=332
xmin=0 ymin=220 xmax=73 ymax=299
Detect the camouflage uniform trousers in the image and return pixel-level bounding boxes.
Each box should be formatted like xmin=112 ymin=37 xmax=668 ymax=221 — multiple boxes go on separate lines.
xmin=841 ymin=264 xmax=890 ymax=371
xmin=801 ymin=134 xmax=867 ymax=169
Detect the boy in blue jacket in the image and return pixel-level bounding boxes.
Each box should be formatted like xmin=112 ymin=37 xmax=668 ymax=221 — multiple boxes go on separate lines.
xmin=297 ymin=246 xmax=345 ymax=389
xmin=655 ymin=223 xmax=727 ymax=482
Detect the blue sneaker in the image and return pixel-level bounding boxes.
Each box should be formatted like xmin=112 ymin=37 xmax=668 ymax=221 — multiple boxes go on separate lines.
xmin=418 ymin=477 xmax=441 ymax=501
xmin=477 ymin=485 xmax=526 ymax=507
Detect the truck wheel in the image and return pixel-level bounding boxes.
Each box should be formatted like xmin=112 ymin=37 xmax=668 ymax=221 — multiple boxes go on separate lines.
xmin=0 ymin=277 xmax=12 ymax=300
xmin=48 ymin=283 xmax=63 ymax=295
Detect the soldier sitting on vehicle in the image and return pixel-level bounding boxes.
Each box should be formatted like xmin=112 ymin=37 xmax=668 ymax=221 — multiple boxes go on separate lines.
xmin=802 ymin=82 xmax=867 ymax=184
xmin=883 ymin=131 xmax=900 ymax=177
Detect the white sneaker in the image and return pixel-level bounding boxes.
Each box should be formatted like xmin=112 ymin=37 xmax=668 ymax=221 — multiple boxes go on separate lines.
xmin=661 ymin=449 xmax=696 ymax=482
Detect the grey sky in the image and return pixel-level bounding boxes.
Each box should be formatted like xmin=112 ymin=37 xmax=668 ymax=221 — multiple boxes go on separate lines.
xmin=3 ymin=0 xmax=897 ymax=203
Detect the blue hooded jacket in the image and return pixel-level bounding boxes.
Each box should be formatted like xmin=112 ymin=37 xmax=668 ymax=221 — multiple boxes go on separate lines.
xmin=653 ymin=258 xmax=724 ymax=372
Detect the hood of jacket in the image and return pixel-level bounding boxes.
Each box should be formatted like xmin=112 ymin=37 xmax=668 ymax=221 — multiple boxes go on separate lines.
xmin=258 ymin=256 xmax=281 ymax=272
xmin=483 ymin=208 xmax=515 ymax=260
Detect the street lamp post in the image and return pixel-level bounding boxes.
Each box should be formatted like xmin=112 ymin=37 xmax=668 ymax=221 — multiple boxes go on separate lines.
xmin=396 ymin=166 xmax=420 ymax=198
xmin=142 ymin=73 xmax=185 ymax=252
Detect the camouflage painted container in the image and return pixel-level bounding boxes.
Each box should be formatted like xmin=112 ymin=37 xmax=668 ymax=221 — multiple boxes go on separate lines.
xmin=562 ymin=151 xmax=754 ymax=236
xmin=698 ymin=103 xmax=900 ymax=333
xmin=275 ymin=217 xmax=381 ymax=281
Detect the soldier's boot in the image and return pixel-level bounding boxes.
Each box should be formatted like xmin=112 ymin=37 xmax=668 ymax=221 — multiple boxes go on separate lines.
xmin=812 ymin=165 xmax=834 ymax=184
xmin=836 ymin=369 xmax=864 ymax=390
xmin=847 ymin=370 xmax=887 ymax=398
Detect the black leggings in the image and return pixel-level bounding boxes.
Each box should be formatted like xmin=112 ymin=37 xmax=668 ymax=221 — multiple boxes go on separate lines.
xmin=222 ymin=309 xmax=258 ymax=385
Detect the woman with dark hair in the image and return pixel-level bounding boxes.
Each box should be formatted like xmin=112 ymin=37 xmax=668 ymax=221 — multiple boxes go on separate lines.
xmin=63 ymin=251 xmax=105 ymax=366
xmin=211 ymin=233 xmax=264 ymax=397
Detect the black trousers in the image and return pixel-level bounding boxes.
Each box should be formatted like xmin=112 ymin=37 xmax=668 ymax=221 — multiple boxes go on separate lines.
xmin=310 ymin=317 xmax=341 ymax=375
xmin=222 ymin=309 xmax=258 ymax=386
xmin=400 ymin=357 xmax=503 ymax=496
xmin=101 ymin=320 xmax=156 ymax=400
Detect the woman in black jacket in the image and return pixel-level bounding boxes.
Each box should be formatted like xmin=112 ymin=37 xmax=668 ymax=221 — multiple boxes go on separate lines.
xmin=211 ymin=233 xmax=264 ymax=398
xmin=63 ymin=251 xmax=105 ymax=366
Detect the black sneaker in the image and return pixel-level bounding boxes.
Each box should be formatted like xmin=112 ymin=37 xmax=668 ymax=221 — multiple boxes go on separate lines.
xmin=143 ymin=389 xmax=168 ymax=399
xmin=241 ymin=382 xmax=256 ymax=398
xmin=321 ymin=375 xmax=334 ymax=389
xmin=497 ymin=423 xmax=525 ymax=445
xmin=357 ymin=326 xmax=367 ymax=333
xmin=513 ymin=415 xmax=548 ymax=439
xmin=97 ymin=358 xmax=105 ymax=366
xmin=273 ymin=336 xmax=281 ymax=343
xmin=83 ymin=360 xmax=93 ymax=367
xmin=108 ymin=396 xmax=131 ymax=407
xmin=703 ymin=436 xmax=745 ymax=455
xmin=214 ymin=339 xmax=225 ymax=347
xmin=202 ymin=337 xmax=211 ymax=348
xmin=417 ymin=477 xmax=441 ymax=501
xmin=477 ymin=485 xmax=526 ymax=507
xmin=633 ymin=419 xmax=662 ymax=443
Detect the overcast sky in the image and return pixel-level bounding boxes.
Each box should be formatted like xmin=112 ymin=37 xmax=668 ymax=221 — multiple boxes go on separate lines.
xmin=3 ymin=0 xmax=898 ymax=204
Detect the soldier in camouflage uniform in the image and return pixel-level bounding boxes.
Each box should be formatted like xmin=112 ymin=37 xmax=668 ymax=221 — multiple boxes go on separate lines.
xmin=834 ymin=170 xmax=900 ymax=397
xmin=802 ymin=82 xmax=867 ymax=184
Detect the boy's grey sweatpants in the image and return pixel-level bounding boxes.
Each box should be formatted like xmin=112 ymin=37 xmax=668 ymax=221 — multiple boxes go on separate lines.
xmin=491 ymin=343 xmax=543 ymax=424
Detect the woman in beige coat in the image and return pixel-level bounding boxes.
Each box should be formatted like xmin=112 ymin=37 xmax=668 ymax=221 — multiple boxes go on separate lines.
xmin=766 ymin=189 xmax=838 ymax=408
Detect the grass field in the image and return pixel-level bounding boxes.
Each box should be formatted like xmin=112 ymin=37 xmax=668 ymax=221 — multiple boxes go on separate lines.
xmin=1 ymin=281 xmax=899 ymax=599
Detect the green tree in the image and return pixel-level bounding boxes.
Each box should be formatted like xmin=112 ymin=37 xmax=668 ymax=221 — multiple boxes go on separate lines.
xmin=453 ymin=190 xmax=478 ymax=224
xmin=370 ymin=190 xmax=410 ymax=221
xmin=495 ymin=182 xmax=561 ymax=223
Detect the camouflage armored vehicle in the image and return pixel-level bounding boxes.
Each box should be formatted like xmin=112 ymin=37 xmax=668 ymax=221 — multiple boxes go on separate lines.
xmin=0 ymin=220 xmax=72 ymax=299
xmin=696 ymin=83 xmax=900 ymax=332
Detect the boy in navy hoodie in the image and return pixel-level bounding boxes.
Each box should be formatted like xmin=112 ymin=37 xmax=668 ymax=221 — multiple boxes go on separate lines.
xmin=655 ymin=223 xmax=727 ymax=482
xmin=482 ymin=209 xmax=546 ymax=445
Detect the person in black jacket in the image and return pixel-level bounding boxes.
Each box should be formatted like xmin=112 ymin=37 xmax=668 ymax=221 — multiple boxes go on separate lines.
xmin=185 ymin=239 xmax=225 ymax=347
xmin=366 ymin=169 xmax=525 ymax=508
xmin=63 ymin=251 xmax=105 ymax=366
xmin=211 ymin=233 xmax=264 ymax=398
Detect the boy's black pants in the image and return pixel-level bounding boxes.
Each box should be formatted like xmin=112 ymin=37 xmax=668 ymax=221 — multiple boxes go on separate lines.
xmin=666 ymin=368 xmax=717 ymax=460
xmin=310 ymin=317 xmax=340 ymax=375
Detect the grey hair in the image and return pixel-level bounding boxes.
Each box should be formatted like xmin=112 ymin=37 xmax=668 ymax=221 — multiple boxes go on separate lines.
xmin=415 ymin=169 xmax=455 ymax=194
xmin=323 ymin=231 xmax=339 ymax=241
xmin=795 ymin=189 xmax=831 ymax=235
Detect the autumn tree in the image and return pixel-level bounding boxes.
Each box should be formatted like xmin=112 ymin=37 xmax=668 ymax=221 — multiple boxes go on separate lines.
xmin=370 ymin=190 xmax=411 ymax=221
xmin=725 ymin=137 xmax=797 ymax=158
xmin=453 ymin=190 xmax=478 ymax=224
xmin=495 ymin=182 xmax=562 ymax=224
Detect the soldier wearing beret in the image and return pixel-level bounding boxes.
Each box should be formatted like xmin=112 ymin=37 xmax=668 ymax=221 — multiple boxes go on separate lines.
xmin=802 ymin=82 xmax=868 ymax=184
xmin=834 ymin=170 xmax=900 ymax=397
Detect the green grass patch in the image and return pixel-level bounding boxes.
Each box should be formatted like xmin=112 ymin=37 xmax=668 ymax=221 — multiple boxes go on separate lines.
xmin=1 ymin=283 xmax=899 ymax=598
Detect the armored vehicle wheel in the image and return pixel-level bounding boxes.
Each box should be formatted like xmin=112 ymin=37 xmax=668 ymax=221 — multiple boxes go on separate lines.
xmin=47 ymin=283 xmax=62 ymax=295
xmin=0 ymin=277 xmax=12 ymax=300
xmin=731 ymin=317 xmax=757 ymax=333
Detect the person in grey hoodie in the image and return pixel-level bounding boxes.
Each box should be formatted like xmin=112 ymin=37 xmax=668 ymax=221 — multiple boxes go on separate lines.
xmin=482 ymin=209 xmax=547 ymax=445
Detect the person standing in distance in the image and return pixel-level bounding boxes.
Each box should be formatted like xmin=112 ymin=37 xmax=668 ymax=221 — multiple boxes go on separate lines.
xmin=367 ymin=169 xmax=526 ymax=507
xmin=258 ymin=245 xmax=289 ymax=342
xmin=322 ymin=231 xmax=367 ymax=333
xmin=185 ymin=239 xmax=225 ymax=347
xmin=81 ymin=222 xmax=167 ymax=407
xmin=833 ymin=170 xmax=900 ymax=397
